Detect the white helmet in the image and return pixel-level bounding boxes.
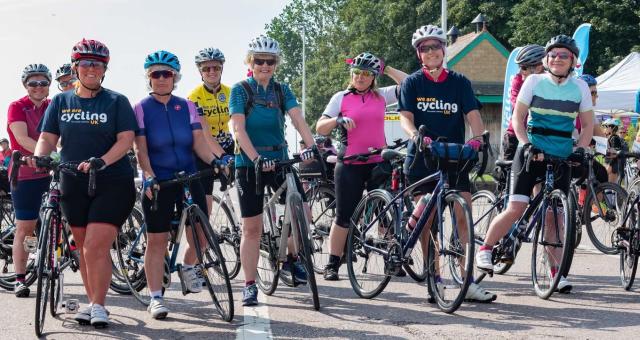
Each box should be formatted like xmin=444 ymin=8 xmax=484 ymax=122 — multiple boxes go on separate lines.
xmin=411 ymin=25 xmax=447 ymax=48
xmin=248 ymin=35 xmax=281 ymax=56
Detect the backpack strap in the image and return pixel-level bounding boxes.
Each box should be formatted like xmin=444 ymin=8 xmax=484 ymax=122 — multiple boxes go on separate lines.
xmin=240 ymin=80 xmax=254 ymax=116
xmin=274 ymin=82 xmax=286 ymax=115
xmin=240 ymin=80 xmax=287 ymax=118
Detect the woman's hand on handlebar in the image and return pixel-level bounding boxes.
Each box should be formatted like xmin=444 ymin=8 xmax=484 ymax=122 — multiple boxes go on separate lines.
xmin=336 ymin=116 xmax=356 ymax=130
xmin=78 ymin=157 xmax=106 ymax=173
xmin=300 ymin=147 xmax=315 ymax=164
xmin=143 ymin=176 xmax=158 ymax=200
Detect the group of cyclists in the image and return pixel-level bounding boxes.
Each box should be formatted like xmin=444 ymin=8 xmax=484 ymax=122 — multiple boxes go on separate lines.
xmin=2 ymin=22 xmax=633 ymax=330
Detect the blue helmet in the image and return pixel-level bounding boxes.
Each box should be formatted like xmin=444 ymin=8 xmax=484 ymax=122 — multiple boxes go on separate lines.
xmin=579 ymin=74 xmax=597 ymax=87
xmin=144 ymin=50 xmax=181 ymax=72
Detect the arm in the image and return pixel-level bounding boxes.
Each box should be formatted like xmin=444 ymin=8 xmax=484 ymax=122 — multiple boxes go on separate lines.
xmin=200 ymin=119 xmax=226 ymax=157
xmin=134 ymin=136 xmax=155 ymax=179
xmin=9 ymin=122 xmax=37 ymax=153
xmin=193 ymin=129 xmax=216 ymax=164
xmin=576 ymin=110 xmax=594 ymax=148
xmin=465 ymin=110 xmax=485 ymax=138
xmin=315 ymin=115 xmax=338 ymax=136
xmin=230 ymin=114 xmax=259 ymax=162
xmin=384 ymin=66 xmax=408 ymax=85
xmin=100 ymin=131 xmax=134 ymax=166
xmin=512 ymin=101 xmax=530 ymax=145
xmin=34 ymin=132 xmax=59 ymax=157
xmin=288 ymin=107 xmax=315 ymax=149
xmin=400 ymin=110 xmax=419 ymax=140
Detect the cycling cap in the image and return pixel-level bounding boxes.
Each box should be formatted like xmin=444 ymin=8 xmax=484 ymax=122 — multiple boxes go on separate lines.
xmin=71 ymin=39 xmax=110 ymax=64
xmin=248 ymin=35 xmax=281 ymax=56
xmin=21 ymin=64 xmax=52 ymax=84
xmin=350 ymin=52 xmax=383 ymax=76
xmin=515 ymin=44 xmax=545 ymax=67
xmin=411 ymin=25 xmax=446 ymax=48
xmin=195 ymin=47 xmax=225 ymax=65
xmin=144 ymin=50 xmax=181 ymax=72
xmin=545 ymin=35 xmax=579 ymax=56
xmin=55 ymin=63 xmax=73 ymax=80
xmin=579 ymin=74 xmax=597 ymax=87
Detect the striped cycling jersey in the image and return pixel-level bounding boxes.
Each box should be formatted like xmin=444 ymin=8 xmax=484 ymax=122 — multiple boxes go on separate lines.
xmin=517 ymin=73 xmax=592 ymax=158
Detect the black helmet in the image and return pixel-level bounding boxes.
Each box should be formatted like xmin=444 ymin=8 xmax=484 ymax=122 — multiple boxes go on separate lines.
xmin=55 ymin=63 xmax=73 ymax=80
xmin=515 ymin=44 xmax=545 ymax=67
xmin=545 ymin=34 xmax=579 ymax=56
xmin=0 ymin=138 xmax=8 ymax=144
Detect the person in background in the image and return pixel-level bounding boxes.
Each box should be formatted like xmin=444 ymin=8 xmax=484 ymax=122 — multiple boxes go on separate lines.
xmin=7 ymin=64 xmax=53 ymax=298
xmin=55 ymin=63 xmax=77 ymax=92
xmin=602 ymin=118 xmax=625 ymax=183
xmin=1 ymin=138 xmax=11 ymax=167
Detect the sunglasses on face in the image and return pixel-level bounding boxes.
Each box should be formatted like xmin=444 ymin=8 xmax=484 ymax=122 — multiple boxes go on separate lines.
xmin=200 ymin=65 xmax=222 ymax=73
xmin=418 ymin=43 xmax=443 ymax=54
xmin=58 ymin=78 xmax=77 ymax=88
xmin=150 ymin=70 xmax=175 ymax=79
xmin=547 ymin=51 xmax=572 ymax=60
xmin=26 ymin=80 xmax=50 ymax=87
xmin=77 ymin=60 xmax=106 ymax=69
xmin=351 ymin=69 xmax=374 ymax=77
xmin=253 ymin=58 xmax=276 ymax=66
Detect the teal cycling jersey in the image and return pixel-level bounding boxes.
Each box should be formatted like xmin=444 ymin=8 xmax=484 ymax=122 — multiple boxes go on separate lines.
xmin=229 ymin=77 xmax=299 ymax=167
xmin=517 ymin=73 xmax=592 ymax=158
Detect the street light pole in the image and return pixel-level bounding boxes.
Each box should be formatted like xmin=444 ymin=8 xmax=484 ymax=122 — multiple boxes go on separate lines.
xmin=442 ymin=0 xmax=447 ymax=68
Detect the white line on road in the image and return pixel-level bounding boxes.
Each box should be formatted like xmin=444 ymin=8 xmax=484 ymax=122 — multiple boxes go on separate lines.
xmin=236 ymin=294 xmax=273 ymax=340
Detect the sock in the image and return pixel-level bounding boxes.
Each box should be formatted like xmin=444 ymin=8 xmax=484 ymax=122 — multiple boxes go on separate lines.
xmin=245 ymin=280 xmax=255 ymax=287
xmin=480 ymin=245 xmax=492 ymax=251
xmin=16 ymin=274 xmax=26 ymax=283
xmin=434 ymin=275 xmax=442 ymax=283
xmin=328 ymin=255 xmax=341 ymax=267
xmin=150 ymin=290 xmax=163 ymax=299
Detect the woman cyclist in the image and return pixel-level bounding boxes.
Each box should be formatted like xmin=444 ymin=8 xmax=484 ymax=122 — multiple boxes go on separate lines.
xmin=133 ymin=50 xmax=230 ymax=320
xmin=315 ymin=52 xmax=407 ymax=280
xmin=55 ymin=63 xmax=76 ymax=92
xmin=7 ymin=63 xmax=53 ymax=298
xmin=34 ymin=39 xmax=138 ymax=327
xmin=602 ymin=118 xmax=625 ymax=183
xmin=187 ymin=47 xmax=230 ymax=214
xmin=230 ymin=35 xmax=316 ymax=306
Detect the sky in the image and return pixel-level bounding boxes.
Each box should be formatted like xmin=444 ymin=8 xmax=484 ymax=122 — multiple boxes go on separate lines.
xmin=0 ymin=0 xmax=292 ymax=139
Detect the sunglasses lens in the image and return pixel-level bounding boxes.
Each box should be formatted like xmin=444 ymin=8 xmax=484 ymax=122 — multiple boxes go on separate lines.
xmin=27 ymin=80 xmax=49 ymax=87
xmin=254 ymin=58 xmax=275 ymax=66
xmin=151 ymin=70 xmax=174 ymax=79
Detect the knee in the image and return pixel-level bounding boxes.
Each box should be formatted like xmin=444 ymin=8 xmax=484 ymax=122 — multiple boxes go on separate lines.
xmin=242 ymin=218 xmax=262 ymax=239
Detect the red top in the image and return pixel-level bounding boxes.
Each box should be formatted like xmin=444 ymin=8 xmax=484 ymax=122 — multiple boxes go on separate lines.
xmin=7 ymin=95 xmax=50 ymax=180
xmin=421 ymin=68 xmax=449 ymax=83
xmin=506 ymin=74 xmax=526 ymax=136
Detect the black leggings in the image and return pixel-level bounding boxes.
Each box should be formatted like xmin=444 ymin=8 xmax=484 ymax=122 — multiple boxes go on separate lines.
xmin=334 ymin=162 xmax=379 ymax=228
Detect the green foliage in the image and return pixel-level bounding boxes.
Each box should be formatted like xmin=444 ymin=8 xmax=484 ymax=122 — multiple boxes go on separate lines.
xmin=266 ymin=0 xmax=640 ymax=128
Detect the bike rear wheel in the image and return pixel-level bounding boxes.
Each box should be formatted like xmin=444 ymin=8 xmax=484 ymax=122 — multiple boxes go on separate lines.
xmin=116 ymin=221 xmax=155 ymax=306
xmin=427 ymin=192 xmax=474 ymax=313
xmin=256 ymin=207 xmax=279 ymax=295
xmin=211 ymin=194 xmax=241 ymax=279
xmin=0 ymin=197 xmax=37 ymax=290
xmin=35 ymin=211 xmax=53 ymax=337
xmin=305 ymin=184 xmax=335 ymax=274
xmin=346 ymin=189 xmax=394 ymax=299
xmin=620 ymin=191 xmax=639 ymax=290
xmin=531 ymin=189 xmax=574 ymax=299
xmin=110 ymin=207 xmax=144 ymax=294
xmin=291 ymin=197 xmax=320 ymax=310
xmin=584 ymin=182 xmax=627 ymax=255
xmin=190 ymin=206 xmax=234 ymax=321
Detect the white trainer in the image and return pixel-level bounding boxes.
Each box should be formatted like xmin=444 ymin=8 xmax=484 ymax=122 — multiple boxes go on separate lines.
xmin=475 ymin=249 xmax=494 ymax=272
xmin=181 ymin=266 xmax=202 ymax=293
xmin=148 ymin=297 xmax=169 ymax=319
xmin=465 ymin=282 xmax=497 ymax=302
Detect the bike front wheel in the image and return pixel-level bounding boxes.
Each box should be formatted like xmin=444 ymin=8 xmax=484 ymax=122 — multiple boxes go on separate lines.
xmin=584 ymin=182 xmax=627 ymax=255
xmin=305 ymin=184 xmax=335 ymax=274
xmin=256 ymin=208 xmax=279 ymax=295
xmin=35 ymin=210 xmax=53 ymax=337
xmin=110 ymin=207 xmax=144 ymax=294
xmin=291 ymin=197 xmax=320 ymax=310
xmin=211 ymin=194 xmax=241 ymax=279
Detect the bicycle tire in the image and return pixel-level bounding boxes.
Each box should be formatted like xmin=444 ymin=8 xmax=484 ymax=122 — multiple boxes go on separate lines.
xmin=531 ymin=189 xmax=574 ymax=299
xmin=402 ymin=196 xmax=427 ymax=282
xmin=110 ymin=207 xmax=144 ymax=294
xmin=49 ymin=212 xmax=63 ymax=317
xmin=256 ymin=205 xmax=279 ymax=295
xmin=584 ymin=182 xmax=627 ymax=255
xmin=427 ymin=191 xmax=474 ymax=313
xmin=305 ymin=184 xmax=335 ymax=274
xmin=0 ymin=197 xmax=37 ymax=290
xmin=346 ymin=189 xmax=393 ymax=299
xmin=568 ymin=187 xmax=583 ymax=249
xmin=190 ymin=206 xmax=234 ymax=322
xmin=116 ymin=221 xmax=154 ymax=306
xmin=291 ymin=196 xmax=320 ymax=310
xmin=620 ymin=190 xmax=639 ymax=290
xmin=35 ymin=210 xmax=52 ymax=337
xmin=210 ymin=194 xmax=241 ymax=279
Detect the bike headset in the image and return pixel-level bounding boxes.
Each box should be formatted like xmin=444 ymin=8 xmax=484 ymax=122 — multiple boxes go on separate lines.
xmin=544 ymin=35 xmax=580 ymax=80
xmin=144 ymin=50 xmax=182 ymax=97
xmin=71 ymin=39 xmax=110 ymax=97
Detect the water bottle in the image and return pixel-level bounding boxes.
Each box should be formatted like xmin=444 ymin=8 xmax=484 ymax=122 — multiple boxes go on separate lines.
xmin=407 ymin=193 xmax=432 ymax=230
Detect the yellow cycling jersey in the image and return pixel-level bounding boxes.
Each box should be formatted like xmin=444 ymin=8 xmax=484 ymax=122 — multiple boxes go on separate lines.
xmin=187 ymin=83 xmax=233 ymax=149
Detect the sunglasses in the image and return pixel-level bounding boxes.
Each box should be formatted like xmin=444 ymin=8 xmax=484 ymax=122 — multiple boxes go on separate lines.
xmin=58 ymin=78 xmax=77 ymax=88
xmin=200 ymin=65 xmax=222 ymax=73
xmin=26 ymin=80 xmax=50 ymax=87
xmin=418 ymin=43 xmax=443 ymax=54
xmin=351 ymin=69 xmax=374 ymax=77
xmin=150 ymin=70 xmax=175 ymax=79
xmin=547 ymin=51 xmax=572 ymax=60
xmin=77 ymin=60 xmax=106 ymax=69
xmin=253 ymin=58 xmax=276 ymax=66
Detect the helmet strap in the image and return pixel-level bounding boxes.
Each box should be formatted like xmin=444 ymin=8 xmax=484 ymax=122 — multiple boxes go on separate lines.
xmin=76 ymin=78 xmax=103 ymax=98
xmin=203 ymin=81 xmax=220 ymax=93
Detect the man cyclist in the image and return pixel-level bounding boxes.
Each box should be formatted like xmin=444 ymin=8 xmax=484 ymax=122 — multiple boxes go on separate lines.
xmin=399 ymin=24 xmax=495 ymax=302
xmin=55 ymin=63 xmax=76 ymax=92
xmin=476 ymin=35 xmax=594 ymax=294
xmin=187 ymin=47 xmax=231 ymax=215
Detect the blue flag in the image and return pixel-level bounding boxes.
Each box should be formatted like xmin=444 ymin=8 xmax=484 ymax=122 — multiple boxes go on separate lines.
xmin=499 ymin=47 xmax=522 ymax=153
xmin=572 ymin=23 xmax=592 ymax=76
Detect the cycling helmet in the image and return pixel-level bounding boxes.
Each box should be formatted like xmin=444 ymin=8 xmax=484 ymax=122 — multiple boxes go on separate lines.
xmin=55 ymin=63 xmax=73 ymax=80
xmin=195 ymin=47 xmax=225 ymax=65
xmin=579 ymin=74 xmax=598 ymax=87
xmin=248 ymin=35 xmax=281 ymax=56
xmin=144 ymin=50 xmax=181 ymax=72
xmin=602 ymin=118 xmax=621 ymax=129
xmin=515 ymin=44 xmax=545 ymax=67
xmin=71 ymin=39 xmax=110 ymax=64
xmin=21 ymin=64 xmax=52 ymax=84
xmin=350 ymin=52 xmax=383 ymax=76
xmin=411 ymin=25 xmax=446 ymax=49
xmin=545 ymin=34 xmax=579 ymax=56
xmin=0 ymin=138 xmax=8 ymax=144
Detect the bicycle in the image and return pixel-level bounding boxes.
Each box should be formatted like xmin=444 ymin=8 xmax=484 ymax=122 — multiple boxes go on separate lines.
xmin=10 ymin=151 xmax=85 ymax=336
xmin=255 ymin=149 xmax=324 ymax=310
xmin=116 ymin=167 xmax=234 ymax=322
xmin=345 ymin=127 xmax=489 ymax=313
xmin=209 ymin=171 xmax=242 ymax=279
xmin=474 ymin=147 xmax=578 ymax=299
xmin=0 ymin=191 xmax=29 ymax=290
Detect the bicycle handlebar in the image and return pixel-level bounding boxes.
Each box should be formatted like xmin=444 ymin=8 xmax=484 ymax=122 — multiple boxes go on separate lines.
xmin=254 ymin=145 xmax=326 ymax=195
xmin=338 ymin=139 xmax=408 ymax=162
xmin=10 ymin=151 xmax=85 ymax=192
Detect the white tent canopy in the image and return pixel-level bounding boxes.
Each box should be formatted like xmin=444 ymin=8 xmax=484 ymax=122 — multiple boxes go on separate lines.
xmin=595 ymin=52 xmax=640 ymax=112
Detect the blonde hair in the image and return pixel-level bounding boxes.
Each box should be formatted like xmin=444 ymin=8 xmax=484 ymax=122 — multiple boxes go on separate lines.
xmin=244 ymin=52 xmax=281 ymax=67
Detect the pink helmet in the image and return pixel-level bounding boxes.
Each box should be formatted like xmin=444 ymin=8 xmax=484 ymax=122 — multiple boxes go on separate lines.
xmin=71 ymin=39 xmax=110 ymax=64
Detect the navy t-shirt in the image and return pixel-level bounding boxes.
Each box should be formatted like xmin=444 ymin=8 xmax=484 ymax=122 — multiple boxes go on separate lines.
xmin=40 ymin=88 xmax=138 ymax=179
xmin=398 ymin=69 xmax=479 ymax=177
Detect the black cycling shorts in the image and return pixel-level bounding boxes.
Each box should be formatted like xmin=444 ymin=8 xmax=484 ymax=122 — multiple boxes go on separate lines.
xmin=141 ymin=180 xmax=207 ymax=233
xmin=502 ymin=132 xmax=519 ymax=161
xmin=60 ymin=173 xmax=136 ymax=228
xmin=235 ymin=166 xmax=307 ymax=218
xmin=509 ymin=146 xmax=571 ymax=203
xmin=334 ymin=162 xmax=379 ymax=228
xmin=194 ymin=144 xmax=235 ymax=195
